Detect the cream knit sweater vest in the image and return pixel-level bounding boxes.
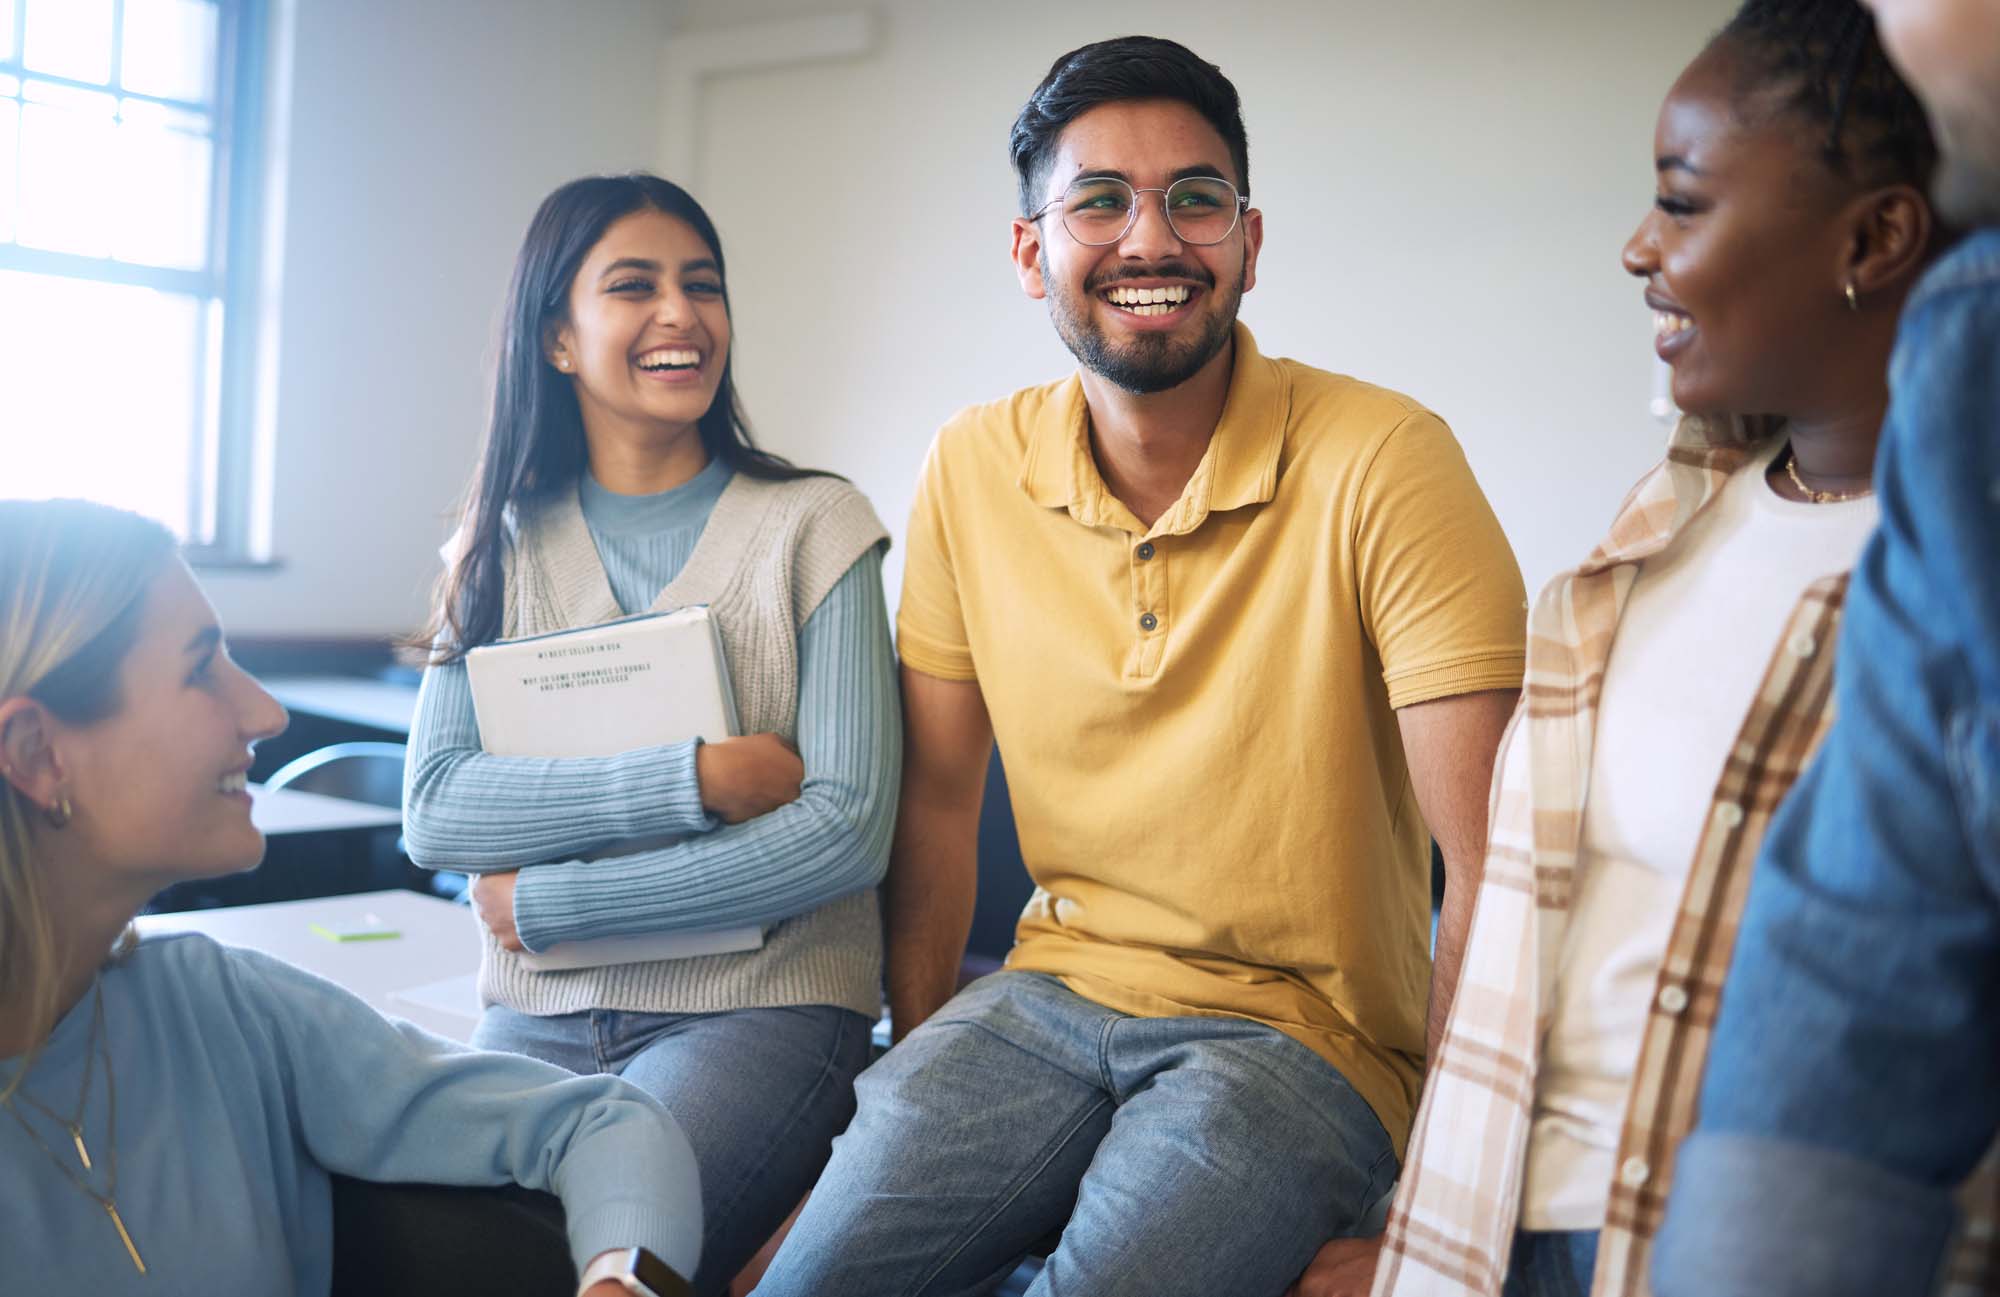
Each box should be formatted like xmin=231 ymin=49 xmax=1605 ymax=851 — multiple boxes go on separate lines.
xmin=478 ymin=470 xmax=889 ymax=1019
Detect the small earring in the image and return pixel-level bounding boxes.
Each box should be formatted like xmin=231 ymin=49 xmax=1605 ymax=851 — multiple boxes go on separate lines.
xmin=553 ymin=355 xmax=571 ymax=371
xmin=1845 ymin=281 xmax=1860 ymax=312
xmin=45 ymin=796 xmax=72 ymax=829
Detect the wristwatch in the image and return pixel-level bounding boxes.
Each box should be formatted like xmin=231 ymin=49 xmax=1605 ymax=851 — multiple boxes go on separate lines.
xmin=580 ymin=1246 xmax=687 ymax=1297
xmin=613 ymin=1247 xmax=683 ymax=1297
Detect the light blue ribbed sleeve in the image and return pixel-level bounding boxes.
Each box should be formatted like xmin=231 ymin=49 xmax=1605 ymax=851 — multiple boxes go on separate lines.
xmin=511 ymin=547 xmax=898 ymax=947
xmin=401 ymin=649 xmax=719 ymax=874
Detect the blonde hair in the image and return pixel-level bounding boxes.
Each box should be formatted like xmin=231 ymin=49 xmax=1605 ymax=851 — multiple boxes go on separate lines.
xmin=0 ymin=500 xmax=175 ymax=1080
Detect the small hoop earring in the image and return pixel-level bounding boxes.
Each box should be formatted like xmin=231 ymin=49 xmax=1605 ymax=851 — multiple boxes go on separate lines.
xmin=1845 ymin=281 xmax=1860 ymax=312
xmin=45 ymin=796 xmax=72 ymax=829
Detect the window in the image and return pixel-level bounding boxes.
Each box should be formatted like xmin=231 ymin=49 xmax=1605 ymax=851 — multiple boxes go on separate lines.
xmin=0 ymin=0 xmax=270 ymax=558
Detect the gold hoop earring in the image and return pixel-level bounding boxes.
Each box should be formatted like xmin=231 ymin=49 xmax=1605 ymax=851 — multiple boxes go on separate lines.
xmin=45 ymin=796 xmax=72 ymax=829
xmin=1845 ymin=281 xmax=1860 ymax=312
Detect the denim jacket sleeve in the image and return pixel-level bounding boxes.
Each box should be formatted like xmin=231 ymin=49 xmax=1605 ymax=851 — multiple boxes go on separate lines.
xmin=1653 ymin=229 xmax=2000 ymax=1297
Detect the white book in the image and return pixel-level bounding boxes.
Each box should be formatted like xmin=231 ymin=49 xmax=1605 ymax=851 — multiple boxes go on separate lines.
xmin=464 ymin=607 xmax=764 ymax=971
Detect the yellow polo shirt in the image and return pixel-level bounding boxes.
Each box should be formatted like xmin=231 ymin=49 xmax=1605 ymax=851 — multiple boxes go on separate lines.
xmin=897 ymin=325 xmax=1526 ymax=1151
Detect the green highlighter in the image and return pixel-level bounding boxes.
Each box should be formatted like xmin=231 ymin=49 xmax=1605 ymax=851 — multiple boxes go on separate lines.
xmin=309 ymin=914 xmax=402 ymax=942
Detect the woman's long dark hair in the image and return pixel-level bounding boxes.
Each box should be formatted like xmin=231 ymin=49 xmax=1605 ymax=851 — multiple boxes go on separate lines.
xmin=418 ymin=173 xmax=824 ymax=663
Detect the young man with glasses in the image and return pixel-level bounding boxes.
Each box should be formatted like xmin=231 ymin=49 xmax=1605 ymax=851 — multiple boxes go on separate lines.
xmin=756 ymin=36 xmax=1527 ymax=1297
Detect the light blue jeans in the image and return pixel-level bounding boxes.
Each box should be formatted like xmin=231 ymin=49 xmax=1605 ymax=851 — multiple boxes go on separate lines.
xmin=756 ymin=972 xmax=1399 ymax=1297
xmin=472 ymin=1001 xmax=872 ymax=1297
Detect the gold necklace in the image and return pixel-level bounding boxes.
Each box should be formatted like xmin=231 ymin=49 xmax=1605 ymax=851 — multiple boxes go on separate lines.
xmin=6 ymin=977 xmax=103 ymax=1170
xmin=2 ymin=979 xmax=146 ymax=1273
xmin=1784 ymin=446 xmax=1872 ymax=504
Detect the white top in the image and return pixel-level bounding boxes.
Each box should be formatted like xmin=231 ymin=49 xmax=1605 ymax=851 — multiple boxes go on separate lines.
xmin=1520 ymin=439 xmax=1879 ymax=1229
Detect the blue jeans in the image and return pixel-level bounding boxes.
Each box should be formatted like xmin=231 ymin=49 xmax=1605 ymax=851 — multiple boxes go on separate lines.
xmin=756 ymin=972 xmax=1399 ymax=1297
xmin=472 ymin=1001 xmax=872 ymax=1297
xmin=1501 ymin=1230 xmax=1598 ymax=1297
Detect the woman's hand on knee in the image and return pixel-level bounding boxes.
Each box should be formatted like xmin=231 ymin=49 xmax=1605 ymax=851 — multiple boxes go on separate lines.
xmin=1286 ymin=1233 xmax=1383 ymax=1297
xmin=697 ymin=734 xmax=805 ymax=823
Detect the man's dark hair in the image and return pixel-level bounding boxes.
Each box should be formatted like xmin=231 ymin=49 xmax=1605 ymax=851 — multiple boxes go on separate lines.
xmin=1719 ymin=0 xmax=1938 ymax=192
xmin=1008 ymin=36 xmax=1249 ymax=216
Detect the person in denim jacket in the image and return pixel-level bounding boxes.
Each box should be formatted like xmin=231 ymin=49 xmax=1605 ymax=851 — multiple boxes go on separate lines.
xmin=1654 ymin=2 xmax=2000 ymax=1294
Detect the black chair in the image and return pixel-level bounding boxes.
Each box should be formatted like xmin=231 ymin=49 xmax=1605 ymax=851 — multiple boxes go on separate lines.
xmin=263 ymin=741 xmax=466 ymax=901
xmin=962 ymin=750 xmax=1036 ymax=980
xmin=329 ymin=1176 xmax=693 ymax=1296
xmin=264 ymin=740 xmax=409 ymax=807
xmin=147 ymin=742 xmax=431 ymax=912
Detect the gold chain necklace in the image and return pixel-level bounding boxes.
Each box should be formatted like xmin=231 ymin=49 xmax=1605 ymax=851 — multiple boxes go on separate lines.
xmin=1784 ymin=445 xmax=1872 ymax=504
xmin=2 ymin=979 xmax=146 ymax=1273
xmin=6 ymin=977 xmax=103 ymax=1170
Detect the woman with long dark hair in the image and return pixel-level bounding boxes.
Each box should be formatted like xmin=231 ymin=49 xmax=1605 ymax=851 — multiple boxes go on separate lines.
xmin=401 ymin=174 xmax=898 ymax=1297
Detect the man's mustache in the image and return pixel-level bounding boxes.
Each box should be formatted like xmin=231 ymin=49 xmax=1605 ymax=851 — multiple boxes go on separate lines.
xmin=1085 ymin=264 xmax=1216 ymax=291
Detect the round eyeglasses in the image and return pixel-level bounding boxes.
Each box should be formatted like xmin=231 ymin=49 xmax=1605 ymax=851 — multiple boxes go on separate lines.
xmin=1029 ymin=176 xmax=1249 ymax=247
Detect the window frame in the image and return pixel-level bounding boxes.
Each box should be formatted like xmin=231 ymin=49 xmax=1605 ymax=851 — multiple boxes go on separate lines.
xmin=0 ymin=0 xmax=275 ymax=564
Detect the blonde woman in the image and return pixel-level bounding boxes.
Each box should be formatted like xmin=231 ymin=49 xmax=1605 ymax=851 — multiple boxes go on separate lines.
xmin=0 ymin=499 xmax=700 ymax=1294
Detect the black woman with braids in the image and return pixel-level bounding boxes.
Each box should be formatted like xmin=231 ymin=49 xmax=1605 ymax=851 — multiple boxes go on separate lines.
xmin=1284 ymin=3 xmax=1964 ymax=1296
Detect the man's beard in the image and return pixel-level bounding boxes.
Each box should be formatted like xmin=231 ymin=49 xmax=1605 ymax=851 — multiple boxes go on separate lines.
xmin=1044 ymin=255 xmax=1243 ymax=395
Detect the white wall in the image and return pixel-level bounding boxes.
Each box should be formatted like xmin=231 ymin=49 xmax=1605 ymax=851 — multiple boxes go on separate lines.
xmin=211 ymin=0 xmax=1738 ymax=636
xmin=677 ymin=0 xmax=1736 ymax=607
xmin=203 ymin=0 xmax=679 ymax=637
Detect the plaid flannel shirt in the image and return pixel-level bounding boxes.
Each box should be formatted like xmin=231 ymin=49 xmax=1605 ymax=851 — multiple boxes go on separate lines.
xmin=1372 ymin=414 xmax=1999 ymax=1297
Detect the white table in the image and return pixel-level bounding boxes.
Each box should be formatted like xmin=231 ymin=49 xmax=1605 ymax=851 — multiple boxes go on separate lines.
xmin=251 ymin=782 xmax=402 ymax=836
xmin=135 ymin=890 xmax=483 ymax=1041
xmin=263 ymin=675 xmax=420 ymax=736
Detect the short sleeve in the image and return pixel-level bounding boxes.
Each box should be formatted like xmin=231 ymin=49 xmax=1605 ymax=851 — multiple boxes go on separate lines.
xmin=1351 ymin=411 xmax=1527 ymax=708
xmin=895 ymin=433 xmax=977 ymax=681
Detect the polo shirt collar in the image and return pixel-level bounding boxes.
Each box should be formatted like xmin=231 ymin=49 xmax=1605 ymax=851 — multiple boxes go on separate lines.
xmin=1018 ymin=322 xmax=1287 ymax=536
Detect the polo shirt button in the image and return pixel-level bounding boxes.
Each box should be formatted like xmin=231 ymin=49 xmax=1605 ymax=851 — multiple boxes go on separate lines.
xmin=1715 ymin=801 xmax=1744 ymax=829
xmin=1136 ymin=542 xmax=1156 ymax=561
xmin=1657 ymin=984 xmax=1689 ymax=1015
xmin=1138 ymin=612 xmax=1159 ymax=632
xmin=1788 ymin=631 xmax=1817 ymax=658
xmin=1620 ymin=1157 xmax=1651 ymax=1188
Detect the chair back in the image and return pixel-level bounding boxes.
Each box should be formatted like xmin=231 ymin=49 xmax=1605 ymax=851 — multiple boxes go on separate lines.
xmin=264 ymin=741 xmax=407 ymax=809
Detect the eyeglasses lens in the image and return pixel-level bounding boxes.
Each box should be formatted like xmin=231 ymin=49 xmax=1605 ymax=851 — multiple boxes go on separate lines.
xmin=1060 ymin=177 xmax=1241 ymax=246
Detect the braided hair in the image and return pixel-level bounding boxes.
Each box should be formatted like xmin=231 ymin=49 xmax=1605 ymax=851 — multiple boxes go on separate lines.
xmin=1718 ymin=0 xmax=1939 ymax=192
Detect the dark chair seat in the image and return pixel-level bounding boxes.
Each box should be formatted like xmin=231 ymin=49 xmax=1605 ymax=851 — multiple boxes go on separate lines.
xmin=329 ymin=1176 xmax=692 ymax=1296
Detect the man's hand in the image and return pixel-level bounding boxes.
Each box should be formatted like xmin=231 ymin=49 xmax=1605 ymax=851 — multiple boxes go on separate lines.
xmin=581 ymin=1284 xmax=628 ymax=1297
xmin=1285 ymin=1233 xmax=1384 ymax=1297
xmin=697 ymin=733 xmax=805 ymax=823
xmin=469 ymin=869 xmax=524 ymax=951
